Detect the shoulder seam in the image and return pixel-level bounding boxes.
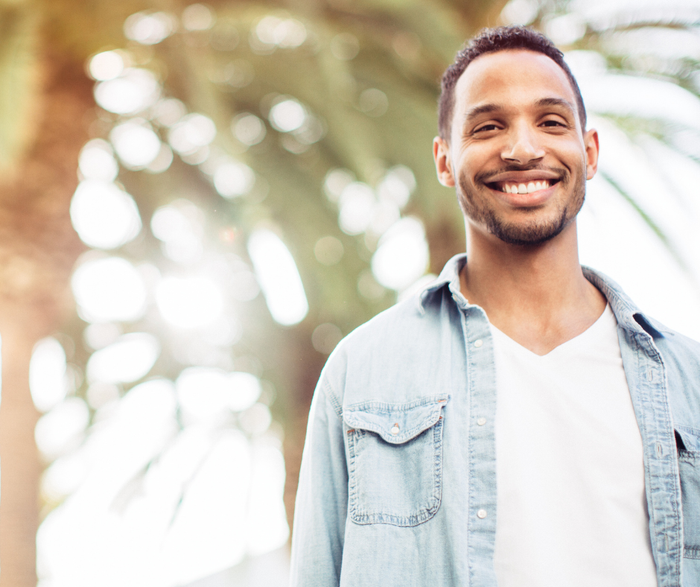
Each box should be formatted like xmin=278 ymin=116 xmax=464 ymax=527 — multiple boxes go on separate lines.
xmin=321 ymin=376 xmax=344 ymax=421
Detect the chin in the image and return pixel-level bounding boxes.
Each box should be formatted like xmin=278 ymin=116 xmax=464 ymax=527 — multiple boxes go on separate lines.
xmin=486 ymin=212 xmax=570 ymax=245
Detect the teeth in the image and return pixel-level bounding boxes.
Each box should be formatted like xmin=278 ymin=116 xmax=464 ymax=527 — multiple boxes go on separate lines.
xmin=500 ymin=180 xmax=550 ymax=194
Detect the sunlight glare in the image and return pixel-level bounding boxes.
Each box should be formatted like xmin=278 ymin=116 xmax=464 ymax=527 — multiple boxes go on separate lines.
xmin=30 ymin=338 xmax=68 ymax=413
xmin=110 ymin=120 xmax=162 ymax=169
xmin=88 ymin=51 xmax=125 ymax=81
xmin=338 ymin=182 xmax=375 ymax=235
xmin=94 ymin=68 xmax=161 ymax=115
xmin=156 ymin=275 xmax=224 ymax=328
xmin=269 ymin=97 xmax=306 ymax=132
xmin=371 ymin=217 xmax=429 ymax=291
xmin=86 ymin=333 xmax=160 ymax=384
xmin=176 ymin=368 xmax=262 ymax=425
xmin=72 ymin=256 xmax=147 ymax=322
xmin=70 ymin=180 xmax=142 ymax=249
xmin=245 ymin=444 xmax=289 ymax=555
xmin=35 ymin=398 xmax=90 ymax=460
xmin=247 ymin=229 xmax=308 ymax=325
xmin=78 ymin=140 xmax=119 ymax=181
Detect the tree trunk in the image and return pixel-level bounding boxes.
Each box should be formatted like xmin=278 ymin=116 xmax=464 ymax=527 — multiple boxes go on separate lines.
xmin=0 ymin=36 xmax=91 ymax=586
xmin=0 ymin=322 xmax=42 ymax=587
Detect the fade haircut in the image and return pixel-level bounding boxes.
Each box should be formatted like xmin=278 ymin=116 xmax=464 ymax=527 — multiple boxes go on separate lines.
xmin=437 ymin=26 xmax=587 ymax=141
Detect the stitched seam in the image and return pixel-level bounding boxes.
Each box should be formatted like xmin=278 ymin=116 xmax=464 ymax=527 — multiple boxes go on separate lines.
xmin=322 ymin=377 xmax=344 ymax=420
xmin=348 ymin=418 xmax=444 ymax=527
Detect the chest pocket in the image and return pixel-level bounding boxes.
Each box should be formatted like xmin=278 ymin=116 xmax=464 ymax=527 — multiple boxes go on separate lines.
xmin=675 ymin=426 xmax=700 ymax=559
xmin=344 ymin=396 xmax=449 ymax=527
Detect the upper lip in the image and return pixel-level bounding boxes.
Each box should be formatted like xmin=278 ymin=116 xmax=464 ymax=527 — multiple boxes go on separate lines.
xmin=483 ymin=170 xmax=562 ymax=185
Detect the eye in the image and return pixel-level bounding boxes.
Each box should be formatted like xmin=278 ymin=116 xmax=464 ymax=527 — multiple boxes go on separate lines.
xmin=473 ymin=123 xmax=500 ymax=133
xmin=541 ymin=119 xmax=567 ymax=128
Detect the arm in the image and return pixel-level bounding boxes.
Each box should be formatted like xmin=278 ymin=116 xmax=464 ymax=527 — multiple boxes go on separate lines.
xmin=289 ymin=376 xmax=348 ymax=586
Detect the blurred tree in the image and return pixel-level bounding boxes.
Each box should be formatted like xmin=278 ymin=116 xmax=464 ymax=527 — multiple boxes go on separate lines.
xmin=0 ymin=0 xmax=698 ymax=585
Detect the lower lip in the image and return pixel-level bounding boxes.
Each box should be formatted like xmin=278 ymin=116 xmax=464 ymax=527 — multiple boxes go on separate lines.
xmin=490 ymin=184 xmax=557 ymax=207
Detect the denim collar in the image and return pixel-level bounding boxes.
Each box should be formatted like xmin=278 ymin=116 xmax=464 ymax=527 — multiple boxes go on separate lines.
xmin=417 ymin=253 xmax=664 ymax=339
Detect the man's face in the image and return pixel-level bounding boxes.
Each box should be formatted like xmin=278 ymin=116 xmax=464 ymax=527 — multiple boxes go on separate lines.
xmin=433 ymin=49 xmax=599 ymax=246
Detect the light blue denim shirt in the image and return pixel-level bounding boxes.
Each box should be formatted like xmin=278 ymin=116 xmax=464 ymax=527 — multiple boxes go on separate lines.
xmin=290 ymin=255 xmax=700 ymax=587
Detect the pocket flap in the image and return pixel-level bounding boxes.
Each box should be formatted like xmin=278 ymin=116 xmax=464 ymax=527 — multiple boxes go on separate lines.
xmin=676 ymin=426 xmax=700 ymax=452
xmin=344 ymin=396 xmax=449 ymax=444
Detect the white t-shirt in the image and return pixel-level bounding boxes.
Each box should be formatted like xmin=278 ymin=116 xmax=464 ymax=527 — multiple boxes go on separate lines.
xmin=492 ymin=305 xmax=658 ymax=587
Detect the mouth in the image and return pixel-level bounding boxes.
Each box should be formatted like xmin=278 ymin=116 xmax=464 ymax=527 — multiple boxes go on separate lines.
xmin=486 ymin=178 xmax=561 ymax=194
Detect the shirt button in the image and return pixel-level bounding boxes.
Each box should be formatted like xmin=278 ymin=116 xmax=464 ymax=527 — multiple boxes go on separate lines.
xmin=477 ymin=417 xmax=486 ymax=426
xmin=390 ymin=424 xmax=400 ymax=435
xmin=477 ymin=509 xmax=487 ymax=519
xmin=474 ymin=339 xmax=483 ymax=348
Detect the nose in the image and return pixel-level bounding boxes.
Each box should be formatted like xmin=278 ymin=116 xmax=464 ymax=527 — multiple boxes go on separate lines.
xmin=501 ymin=123 xmax=545 ymax=165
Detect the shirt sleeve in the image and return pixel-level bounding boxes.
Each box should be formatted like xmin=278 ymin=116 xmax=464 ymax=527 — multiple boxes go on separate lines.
xmin=289 ymin=374 xmax=348 ymax=586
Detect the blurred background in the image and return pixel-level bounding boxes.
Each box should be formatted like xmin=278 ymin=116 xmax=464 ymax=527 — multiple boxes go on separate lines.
xmin=0 ymin=0 xmax=699 ymax=585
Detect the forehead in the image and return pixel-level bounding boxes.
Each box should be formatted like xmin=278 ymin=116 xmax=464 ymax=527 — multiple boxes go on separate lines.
xmin=452 ymin=49 xmax=577 ymax=128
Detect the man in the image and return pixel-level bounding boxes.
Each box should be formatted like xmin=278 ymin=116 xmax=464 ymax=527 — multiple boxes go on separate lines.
xmin=290 ymin=26 xmax=700 ymax=587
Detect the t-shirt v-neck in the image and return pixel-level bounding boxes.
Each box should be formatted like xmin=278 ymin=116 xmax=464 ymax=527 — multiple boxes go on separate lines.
xmin=491 ymin=304 xmax=658 ymax=587
xmin=490 ymin=303 xmax=611 ymax=359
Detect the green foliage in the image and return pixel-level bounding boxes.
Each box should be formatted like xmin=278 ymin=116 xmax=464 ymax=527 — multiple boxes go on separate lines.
xmin=0 ymin=2 xmax=39 ymax=169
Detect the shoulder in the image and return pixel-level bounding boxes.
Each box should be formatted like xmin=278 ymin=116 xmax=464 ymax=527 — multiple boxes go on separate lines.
xmin=646 ymin=315 xmax=700 ymax=371
xmin=318 ymin=286 xmax=458 ymax=408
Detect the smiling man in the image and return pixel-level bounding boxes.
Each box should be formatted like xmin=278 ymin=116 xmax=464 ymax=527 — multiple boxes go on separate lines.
xmin=290 ymin=26 xmax=700 ymax=587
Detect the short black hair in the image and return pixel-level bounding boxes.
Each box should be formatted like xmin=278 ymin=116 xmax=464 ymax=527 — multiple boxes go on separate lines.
xmin=437 ymin=26 xmax=587 ymax=141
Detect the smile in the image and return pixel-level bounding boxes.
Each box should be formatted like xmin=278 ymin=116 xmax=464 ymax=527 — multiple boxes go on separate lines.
xmin=491 ymin=180 xmax=556 ymax=194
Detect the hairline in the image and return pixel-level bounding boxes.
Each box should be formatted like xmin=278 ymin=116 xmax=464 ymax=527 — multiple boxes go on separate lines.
xmin=440 ymin=46 xmax=587 ymax=143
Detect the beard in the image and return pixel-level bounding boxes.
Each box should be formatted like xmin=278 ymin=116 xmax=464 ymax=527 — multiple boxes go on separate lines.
xmin=456 ymin=166 xmax=586 ymax=246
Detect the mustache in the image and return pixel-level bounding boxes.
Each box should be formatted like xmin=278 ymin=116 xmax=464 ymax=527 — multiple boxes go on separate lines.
xmin=474 ymin=165 xmax=568 ymax=184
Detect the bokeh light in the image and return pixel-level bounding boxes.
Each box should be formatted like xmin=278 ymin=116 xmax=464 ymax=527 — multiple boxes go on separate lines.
xmin=168 ymin=113 xmax=217 ymax=155
xmin=72 ymin=256 xmax=147 ymax=323
xmin=247 ymin=229 xmax=308 ymax=326
xmin=231 ymin=113 xmax=266 ymax=146
xmin=124 ymin=11 xmax=176 ymax=45
xmin=78 ymin=140 xmax=119 ymax=182
xmin=314 ymin=236 xmax=344 ymax=266
xmin=110 ymin=120 xmax=162 ymax=169
xmin=88 ymin=51 xmax=125 ymax=81
xmin=156 ymin=276 xmax=224 ymax=328
xmin=151 ymin=201 xmax=204 ymax=264
xmin=268 ymin=97 xmax=306 ymax=132
xmin=70 ymin=180 xmax=142 ymax=249
xmin=35 ymin=398 xmax=90 ymax=460
xmin=213 ymin=159 xmax=256 ymax=198
xmin=371 ymin=217 xmax=429 ymax=291
xmin=338 ymin=182 xmax=375 ymax=235
xmin=29 ymin=338 xmax=68 ymax=413
xmin=176 ymin=368 xmax=262 ymax=425
xmin=182 ymin=4 xmax=214 ymax=31
xmin=86 ymin=333 xmax=160 ymax=384
xmin=94 ymin=68 xmax=161 ymax=115
xmin=311 ymin=323 xmax=343 ymax=354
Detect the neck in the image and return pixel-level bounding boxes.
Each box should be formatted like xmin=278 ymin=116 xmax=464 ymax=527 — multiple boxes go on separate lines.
xmin=461 ymin=221 xmax=607 ymax=355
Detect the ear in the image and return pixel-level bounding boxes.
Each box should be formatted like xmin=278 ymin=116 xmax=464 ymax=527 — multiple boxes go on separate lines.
xmin=433 ymin=137 xmax=455 ymax=187
xmin=583 ymin=128 xmax=599 ymax=180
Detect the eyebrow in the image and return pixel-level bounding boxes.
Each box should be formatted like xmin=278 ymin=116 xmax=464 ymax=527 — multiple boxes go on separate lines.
xmin=462 ymin=97 xmax=576 ymax=128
